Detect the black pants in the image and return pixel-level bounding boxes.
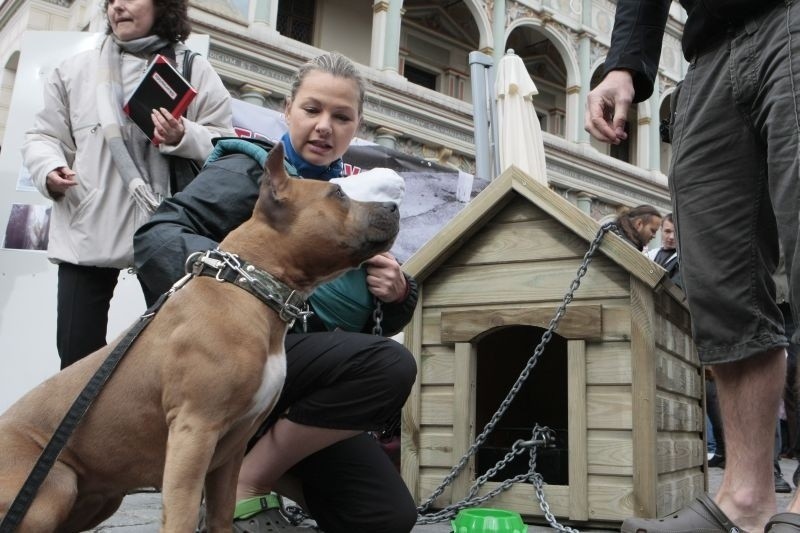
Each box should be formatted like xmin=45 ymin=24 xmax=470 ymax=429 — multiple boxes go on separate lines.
xmin=253 ymin=331 xmax=418 ymax=533
xmin=56 ymin=263 xmax=120 ymax=369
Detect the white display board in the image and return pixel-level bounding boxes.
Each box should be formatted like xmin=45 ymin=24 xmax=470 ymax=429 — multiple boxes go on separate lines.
xmin=0 ymin=32 xmax=209 ymax=412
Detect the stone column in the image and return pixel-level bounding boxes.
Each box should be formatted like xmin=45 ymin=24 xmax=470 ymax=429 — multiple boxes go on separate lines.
xmin=576 ymin=192 xmax=593 ymax=215
xmin=239 ymin=84 xmax=272 ymax=107
xmin=575 ymin=0 xmax=594 ymax=143
xmin=649 ymin=81 xmax=661 ymax=172
xmin=371 ymin=1 xmax=389 ymax=69
xmin=250 ymin=0 xmax=279 ymax=38
xmin=637 ymin=111 xmax=651 ymax=170
xmin=381 ymin=0 xmax=403 ymax=73
xmin=374 ymin=126 xmax=403 ymax=150
xmin=492 ymin=0 xmax=506 ymax=64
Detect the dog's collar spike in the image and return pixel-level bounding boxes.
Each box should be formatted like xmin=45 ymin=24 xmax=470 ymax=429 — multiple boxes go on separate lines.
xmin=188 ymin=248 xmax=312 ymax=326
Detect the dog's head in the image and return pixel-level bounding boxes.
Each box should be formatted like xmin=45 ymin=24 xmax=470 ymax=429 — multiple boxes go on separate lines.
xmin=241 ymin=142 xmax=400 ymax=290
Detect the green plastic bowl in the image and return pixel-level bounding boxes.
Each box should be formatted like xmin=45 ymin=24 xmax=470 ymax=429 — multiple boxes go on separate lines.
xmin=451 ymin=508 xmax=528 ymax=533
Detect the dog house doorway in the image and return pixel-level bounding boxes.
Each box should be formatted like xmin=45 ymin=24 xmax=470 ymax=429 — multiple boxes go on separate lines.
xmin=475 ymin=325 xmax=569 ymax=485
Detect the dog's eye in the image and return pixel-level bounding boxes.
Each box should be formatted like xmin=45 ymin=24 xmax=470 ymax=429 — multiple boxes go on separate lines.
xmin=333 ymin=186 xmax=346 ymax=199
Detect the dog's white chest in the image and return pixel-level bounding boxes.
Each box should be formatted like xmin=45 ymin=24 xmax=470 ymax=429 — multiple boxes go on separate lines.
xmin=246 ymin=349 xmax=287 ymax=418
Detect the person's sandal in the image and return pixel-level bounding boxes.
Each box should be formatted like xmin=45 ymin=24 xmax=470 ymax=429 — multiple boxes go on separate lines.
xmin=620 ymin=493 xmax=744 ymax=533
xmin=766 ymin=512 xmax=800 ymax=532
xmin=233 ymin=493 xmax=320 ymax=532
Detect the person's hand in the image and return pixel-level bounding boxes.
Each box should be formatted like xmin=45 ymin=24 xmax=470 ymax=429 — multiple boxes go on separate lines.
xmin=585 ymin=69 xmax=635 ymax=144
xmin=365 ymin=252 xmax=408 ymax=303
xmin=45 ymin=166 xmax=77 ymax=199
xmin=151 ymin=107 xmax=185 ymax=146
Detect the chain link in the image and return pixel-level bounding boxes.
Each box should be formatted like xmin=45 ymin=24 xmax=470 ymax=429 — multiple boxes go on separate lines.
xmin=416 ymin=223 xmax=614 ymax=530
xmin=372 ymin=299 xmax=384 ymax=336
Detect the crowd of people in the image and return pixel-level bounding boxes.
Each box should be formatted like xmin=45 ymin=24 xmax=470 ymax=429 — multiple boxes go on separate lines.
xmin=15 ymin=0 xmax=800 ymax=531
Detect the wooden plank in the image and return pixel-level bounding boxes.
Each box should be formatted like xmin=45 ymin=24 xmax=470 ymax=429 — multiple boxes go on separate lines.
xmin=451 ymin=342 xmax=477 ymax=500
xmin=587 ymin=430 xmax=633 ymax=476
xmin=421 ymin=307 xmax=443 ymax=346
xmin=586 ymin=475 xmax=636 ymax=521
xmin=602 ymin=305 xmax=632 ymax=341
xmin=656 ymin=392 xmax=704 ymax=433
xmin=419 ymin=431 xmax=456 ymax=467
xmin=445 ymin=218 xmax=592 ymax=266
xmin=586 ymin=342 xmax=632 ymax=385
xmin=417 ymin=473 xmax=571 ymax=518
xmin=417 ymin=468 xmax=456 ymax=507
xmin=657 ymin=434 xmax=704 ymax=474
xmin=653 ymin=286 xmax=691 ymax=330
xmin=420 ymin=346 xmax=455 ymax=386
xmin=441 ymin=305 xmax=603 ymax=342
xmin=630 ymin=277 xmax=657 ymax=518
xmin=587 ymin=386 xmax=633 ymax=429
xmin=655 ymin=348 xmax=702 ymax=399
xmin=654 ymin=313 xmax=700 ymax=367
xmin=423 ymin=257 xmax=629 ymax=307
xmin=402 ymin=292 xmax=424 ymax=500
xmin=568 ymin=340 xmax=589 ymax=520
xmin=656 ymin=470 xmax=705 ymax=517
xmin=490 ymin=195 xmax=550 ymax=223
xmin=421 ymin=389 xmax=455 ymax=426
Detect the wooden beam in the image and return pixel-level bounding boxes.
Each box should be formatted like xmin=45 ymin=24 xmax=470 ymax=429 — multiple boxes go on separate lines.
xmin=450 ymin=342 xmax=477 ymax=500
xmin=568 ymin=340 xmax=589 ymax=520
xmin=630 ymin=277 xmax=658 ymax=517
xmin=401 ymin=286 xmax=424 ymax=500
xmin=441 ymin=305 xmax=603 ymax=342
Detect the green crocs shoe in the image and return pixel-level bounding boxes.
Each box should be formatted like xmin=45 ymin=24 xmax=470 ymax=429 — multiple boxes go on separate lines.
xmin=233 ymin=493 xmax=320 ymax=532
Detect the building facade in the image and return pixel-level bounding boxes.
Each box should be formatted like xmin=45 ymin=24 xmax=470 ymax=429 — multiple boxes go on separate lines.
xmin=0 ymin=0 xmax=687 ymax=218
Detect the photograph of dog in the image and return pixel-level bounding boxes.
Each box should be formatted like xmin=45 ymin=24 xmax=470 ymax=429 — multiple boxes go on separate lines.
xmin=0 ymin=143 xmax=400 ymax=532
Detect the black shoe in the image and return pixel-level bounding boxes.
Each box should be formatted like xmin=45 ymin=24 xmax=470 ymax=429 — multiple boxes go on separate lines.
xmin=708 ymin=454 xmax=725 ymax=468
xmin=776 ymin=467 xmax=792 ymax=493
xmin=794 ymin=463 xmax=800 ymax=488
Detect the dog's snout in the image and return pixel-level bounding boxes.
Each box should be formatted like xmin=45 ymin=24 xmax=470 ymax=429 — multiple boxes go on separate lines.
xmin=381 ymin=201 xmax=398 ymax=213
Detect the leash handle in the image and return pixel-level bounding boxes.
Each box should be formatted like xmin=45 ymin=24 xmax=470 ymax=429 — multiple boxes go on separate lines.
xmin=0 ymin=293 xmax=167 ymax=532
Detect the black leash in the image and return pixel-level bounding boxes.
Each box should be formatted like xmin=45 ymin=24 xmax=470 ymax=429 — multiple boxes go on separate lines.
xmin=0 ymin=292 xmax=168 ymax=533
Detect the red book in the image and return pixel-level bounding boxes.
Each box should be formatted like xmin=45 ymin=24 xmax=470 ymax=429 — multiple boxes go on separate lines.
xmin=123 ymin=54 xmax=197 ymax=142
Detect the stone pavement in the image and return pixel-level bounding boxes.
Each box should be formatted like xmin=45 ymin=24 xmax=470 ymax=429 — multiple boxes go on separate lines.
xmin=90 ymin=457 xmax=800 ymax=532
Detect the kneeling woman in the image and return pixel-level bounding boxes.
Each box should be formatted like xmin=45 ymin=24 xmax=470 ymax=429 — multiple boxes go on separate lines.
xmin=134 ymin=52 xmax=419 ymax=533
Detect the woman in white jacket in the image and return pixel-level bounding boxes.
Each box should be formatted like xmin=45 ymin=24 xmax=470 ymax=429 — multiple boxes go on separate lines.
xmin=22 ymin=0 xmax=233 ymax=369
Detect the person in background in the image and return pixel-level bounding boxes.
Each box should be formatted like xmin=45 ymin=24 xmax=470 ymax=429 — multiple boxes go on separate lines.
xmin=22 ymin=0 xmax=233 ymax=369
xmin=647 ymin=212 xmax=682 ymax=288
xmin=134 ymin=52 xmax=419 ymax=533
xmin=611 ymin=204 xmax=662 ymax=252
xmin=585 ymin=1 xmax=799 ymax=531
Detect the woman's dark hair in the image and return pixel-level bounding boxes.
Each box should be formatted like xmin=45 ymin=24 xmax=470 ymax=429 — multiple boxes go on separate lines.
xmin=105 ymin=0 xmax=192 ymax=42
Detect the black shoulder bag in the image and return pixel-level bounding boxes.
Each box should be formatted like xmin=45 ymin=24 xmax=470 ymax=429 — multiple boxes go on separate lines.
xmin=167 ymin=49 xmax=202 ymax=194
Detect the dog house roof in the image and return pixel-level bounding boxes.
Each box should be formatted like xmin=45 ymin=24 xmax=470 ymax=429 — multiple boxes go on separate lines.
xmin=403 ymin=166 xmax=682 ymax=301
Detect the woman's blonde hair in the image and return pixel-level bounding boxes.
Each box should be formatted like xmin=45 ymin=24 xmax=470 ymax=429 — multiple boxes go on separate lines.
xmin=288 ymin=52 xmax=367 ymax=116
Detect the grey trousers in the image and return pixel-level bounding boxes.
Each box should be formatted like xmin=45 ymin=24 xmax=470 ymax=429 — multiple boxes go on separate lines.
xmin=669 ymin=1 xmax=800 ymax=363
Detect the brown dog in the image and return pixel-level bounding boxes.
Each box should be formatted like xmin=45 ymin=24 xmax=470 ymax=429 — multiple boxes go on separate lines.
xmin=0 ymin=143 xmax=400 ymax=532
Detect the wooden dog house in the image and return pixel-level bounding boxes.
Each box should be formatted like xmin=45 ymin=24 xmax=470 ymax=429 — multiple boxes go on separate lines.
xmin=400 ymin=167 xmax=705 ymax=526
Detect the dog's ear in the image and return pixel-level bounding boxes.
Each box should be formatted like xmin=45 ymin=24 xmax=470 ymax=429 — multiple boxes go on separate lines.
xmin=255 ymin=141 xmax=294 ymax=230
xmin=264 ymin=142 xmax=290 ymax=201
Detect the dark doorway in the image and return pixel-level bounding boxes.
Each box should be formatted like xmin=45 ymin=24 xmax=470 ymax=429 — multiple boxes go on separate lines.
xmin=475 ymin=325 xmax=569 ymax=485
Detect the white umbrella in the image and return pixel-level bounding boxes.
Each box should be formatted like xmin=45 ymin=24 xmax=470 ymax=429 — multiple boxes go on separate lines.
xmin=494 ymin=49 xmax=547 ymax=183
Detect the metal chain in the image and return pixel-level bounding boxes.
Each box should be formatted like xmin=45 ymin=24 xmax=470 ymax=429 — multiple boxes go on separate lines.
xmin=416 ymin=223 xmax=615 ymax=530
xmin=372 ymin=298 xmax=384 ymax=336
